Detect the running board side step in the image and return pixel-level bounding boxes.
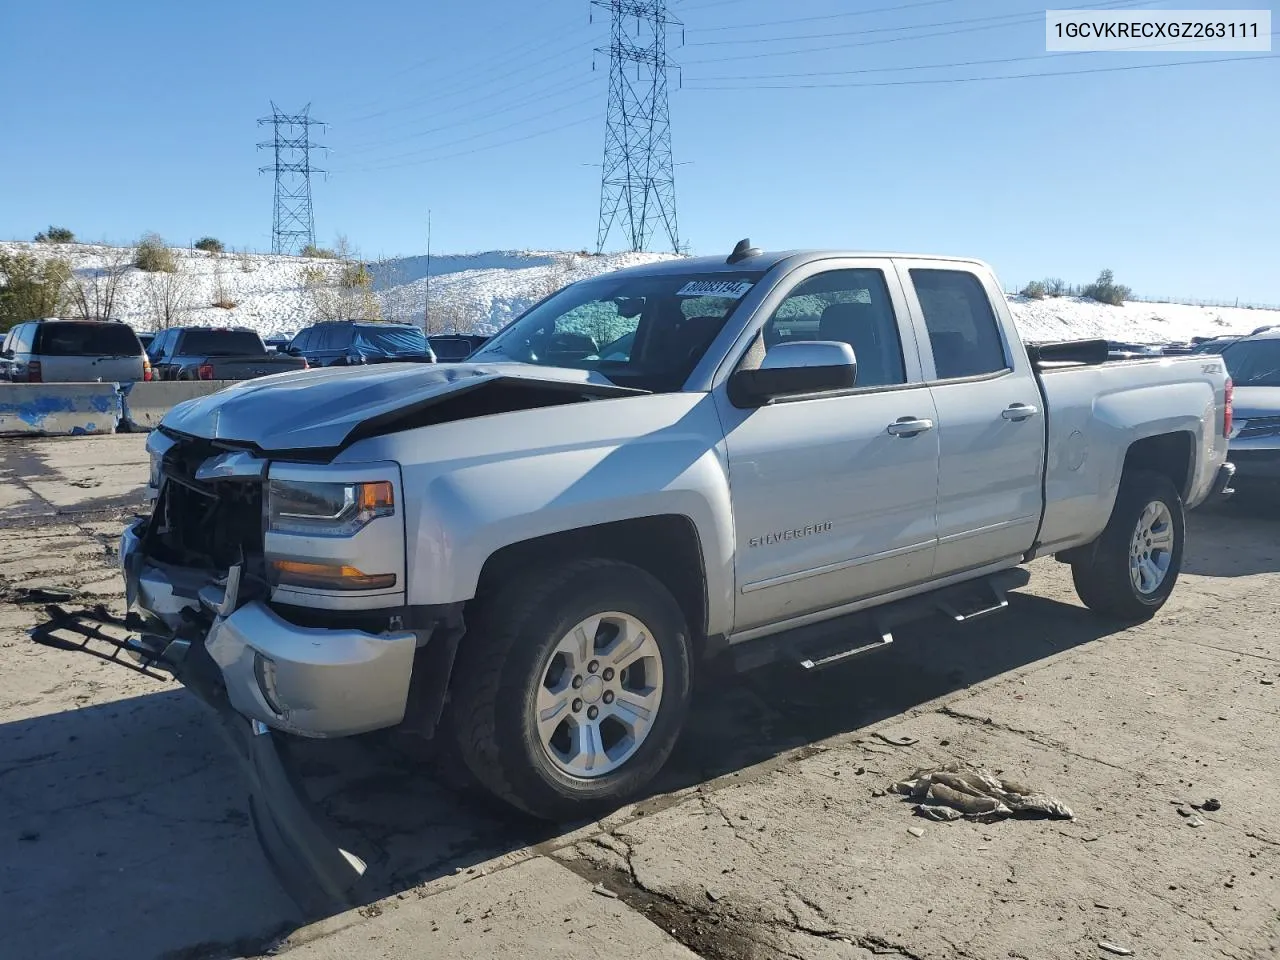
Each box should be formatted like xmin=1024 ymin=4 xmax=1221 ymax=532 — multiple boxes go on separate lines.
xmin=728 ymin=568 xmax=1031 ymax=674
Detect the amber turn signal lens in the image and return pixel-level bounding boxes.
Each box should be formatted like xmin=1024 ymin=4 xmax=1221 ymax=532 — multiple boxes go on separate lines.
xmin=358 ymin=481 xmax=394 ymax=513
xmin=269 ymin=559 xmax=396 ymax=591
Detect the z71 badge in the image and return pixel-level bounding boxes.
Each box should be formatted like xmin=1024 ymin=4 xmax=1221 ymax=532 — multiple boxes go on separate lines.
xmin=749 ymin=521 xmax=833 ymax=548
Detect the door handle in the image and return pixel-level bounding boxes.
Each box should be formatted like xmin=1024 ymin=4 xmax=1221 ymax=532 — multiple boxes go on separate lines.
xmin=886 ymin=417 xmax=935 ymax=437
xmin=1001 ymin=403 xmax=1040 ymax=421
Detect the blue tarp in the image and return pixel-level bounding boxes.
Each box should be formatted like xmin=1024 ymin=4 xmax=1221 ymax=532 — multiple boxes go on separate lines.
xmin=350 ymin=326 xmax=430 ymax=361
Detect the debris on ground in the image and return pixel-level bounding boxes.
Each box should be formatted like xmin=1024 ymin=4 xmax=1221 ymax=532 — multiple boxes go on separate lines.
xmin=907 ymin=827 xmax=925 ymax=838
xmin=1187 ymin=815 xmax=1206 ymax=828
xmin=889 ymin=761 xmax=1075 ymax=822
xmin=591 ymin=883 xmax=618 ymax=900
xmin=873 ymin=732 xmax=919 ymax=747
xmin=1098 ymin=941 xmax=1134 ymax=956
xmin=12 ymin=587 xmax=77 ymax=604
xmin=1202 ymin=798 xmax=1222 ymax=812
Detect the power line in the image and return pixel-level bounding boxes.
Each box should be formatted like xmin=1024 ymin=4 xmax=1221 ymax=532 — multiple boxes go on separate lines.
xmin=335 ymin=115 xmax=599 ymax=174
xmin=593 ymin=0 xmax=682 ymax=254
xmin=328 ymin=22 xmax=597 ymax=122
xmin=682 ymin=0 xmax=1157 ymax=64
xmin=257 ymin=103 xmax=325 ymax=255
xmin=686 ymin=29 xmax=1275 ymax=82
xmin=683 ymin=52 xmax=1279 ymax=90
xmin=338 ymin=73 xmax=592 ymax=157
xmin=335 ymin=92 xmax=601 ymax=171
xmin=691 ymin=0 xmax=959 ymax=33
xmin=335 ymin=29 xmax=597 ymax=126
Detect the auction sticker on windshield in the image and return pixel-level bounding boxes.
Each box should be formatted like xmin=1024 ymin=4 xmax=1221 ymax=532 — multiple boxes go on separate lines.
xmin=676 ymin=279 xmax=754 ymax=298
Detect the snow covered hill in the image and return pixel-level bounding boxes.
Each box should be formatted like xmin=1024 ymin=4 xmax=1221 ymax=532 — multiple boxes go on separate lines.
xmin=2 ymin=239 xmax=1276 ymax=345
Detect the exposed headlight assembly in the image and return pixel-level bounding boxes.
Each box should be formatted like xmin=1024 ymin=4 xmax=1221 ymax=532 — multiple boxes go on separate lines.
xmin=267 ymin=479 xmax=395 ymax=536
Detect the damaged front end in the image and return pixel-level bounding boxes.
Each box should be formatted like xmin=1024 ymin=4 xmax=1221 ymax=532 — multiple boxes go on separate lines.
xmin=35 ymin=428 xmax=458 ymax=915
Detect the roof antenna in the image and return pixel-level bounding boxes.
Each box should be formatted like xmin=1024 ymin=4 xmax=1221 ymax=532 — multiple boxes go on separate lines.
xmin=726 ymin=238 xmax=761 ymax=265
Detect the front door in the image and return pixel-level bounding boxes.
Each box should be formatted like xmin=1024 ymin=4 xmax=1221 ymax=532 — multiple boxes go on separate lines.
xmin=714 ymin=260 xmax=941 ymax=635
xmin=897 ymin=262 xmax=1045 ymax=576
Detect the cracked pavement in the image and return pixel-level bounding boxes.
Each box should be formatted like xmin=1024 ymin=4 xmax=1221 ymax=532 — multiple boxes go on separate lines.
xmin=1 ymin=434 xmax=1278 ymax=960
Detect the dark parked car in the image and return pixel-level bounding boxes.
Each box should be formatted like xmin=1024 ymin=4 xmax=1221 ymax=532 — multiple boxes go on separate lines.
xmin=427 ymin=333 xmax=490 ymax=362
xmin=285 ymin=320 xmax=436 ymax=367
xmin=147 ymin=327 xmax=309 ymax=381
xmin=1221 ymin=328 xmax=1280 ymax=495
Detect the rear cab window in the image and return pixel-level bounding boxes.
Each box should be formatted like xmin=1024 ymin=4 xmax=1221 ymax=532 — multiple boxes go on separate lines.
xmin=909 ymin=268 xmax=1009 ymax=380
xmin=180 ymin=330 xmax=266 ymax=356
xmin=34 ymin=322 xmax=142 ymax=356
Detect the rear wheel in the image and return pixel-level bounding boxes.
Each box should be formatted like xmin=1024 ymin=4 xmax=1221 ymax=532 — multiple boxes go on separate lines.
xmin=448 ymin=559 xmax=692 ymax=820
xmin=1071 ymin=470 xmax=1184 ymax=621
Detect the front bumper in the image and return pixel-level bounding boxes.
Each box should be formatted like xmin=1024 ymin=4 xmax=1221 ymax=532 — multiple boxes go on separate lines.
xmin=120 ymin=518 xmax=418 ymax=738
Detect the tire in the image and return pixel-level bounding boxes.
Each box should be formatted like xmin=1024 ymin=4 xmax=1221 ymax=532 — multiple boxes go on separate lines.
xmin=1071 ymin=470 xmax=1185 ymax=621
xmin=448 ymin=558 xmax=693 ymax=820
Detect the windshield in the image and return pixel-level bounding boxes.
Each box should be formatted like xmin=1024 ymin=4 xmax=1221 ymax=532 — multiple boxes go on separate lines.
xmin=470 ymin=272 xmax=764 ymax=392
xmin=181 ymin=330 xmax=265 ymax=356
xmin=1223 ymin=339 xmax=1280 ymax=387
xmin=34 ymin=322 xmax=141 ymax=356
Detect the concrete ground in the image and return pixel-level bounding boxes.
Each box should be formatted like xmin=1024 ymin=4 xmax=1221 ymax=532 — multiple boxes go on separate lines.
xmin=0 ymin=434 xmax=1277 ymax=960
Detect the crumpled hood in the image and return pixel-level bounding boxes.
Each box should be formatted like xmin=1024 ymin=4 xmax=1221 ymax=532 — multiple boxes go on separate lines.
xmin=1232 ymin=385 xmax=1280 ymax=419
xmin=161 ymin=362 xmax=639 ymax=452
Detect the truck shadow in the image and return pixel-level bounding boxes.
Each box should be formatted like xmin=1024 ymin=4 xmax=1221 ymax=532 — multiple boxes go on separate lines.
xmin=6 ymin=591 xmax=1117 ymax=960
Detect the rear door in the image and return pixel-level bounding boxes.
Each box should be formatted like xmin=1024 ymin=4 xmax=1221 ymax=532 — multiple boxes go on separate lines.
xmin=896 ymin=262 xmax=1045 ymax=576
xmin=714 ymin=259 xmax=940 ymax=634
xmin=34 ymin=322 xmax=145 ymax=382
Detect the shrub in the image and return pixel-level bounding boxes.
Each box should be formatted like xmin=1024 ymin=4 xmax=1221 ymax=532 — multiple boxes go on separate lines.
xmin=134 ymin=233 xmax=177 ymax=273
xmin=0 ymin=252 xmax=72 ymax=326
xmin=1081 ymin=269 xmax=1131 ymax=306
xmin=1043 ymin=277 xmax=1067 ymax=297
xmin=339 ymin=261 xmax=373 ymax=289
xmin=194 ymin=237 xmax=224 ymax=253
xmin=1020 ymin=280 xmax=1047 ymax=300
xmin=300 ymin=243 xmax=337 ymax=259
xmin=34 ymin=226 xmax=75 ymax=244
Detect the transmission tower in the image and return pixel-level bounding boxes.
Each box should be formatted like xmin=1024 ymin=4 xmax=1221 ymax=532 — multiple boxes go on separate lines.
xmin=592 ymin=0 xmax=681 ymax=254
xmin=257 ymin=103 xmax=326 ymax=254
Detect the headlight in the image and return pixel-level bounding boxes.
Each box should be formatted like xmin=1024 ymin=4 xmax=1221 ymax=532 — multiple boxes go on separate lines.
xmin=267 ymin=479 xmax=394 ymax=536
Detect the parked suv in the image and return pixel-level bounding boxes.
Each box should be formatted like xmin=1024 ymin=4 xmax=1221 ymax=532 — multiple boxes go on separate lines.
xmin=0 ymin=319 xmax=150 ymax=383
xmin=286 ymin=320 xmax=436 ymax=367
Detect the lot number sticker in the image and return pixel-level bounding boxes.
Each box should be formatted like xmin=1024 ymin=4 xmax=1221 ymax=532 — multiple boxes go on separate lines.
xmin=676 ymin=279 xmax=754 ymax=299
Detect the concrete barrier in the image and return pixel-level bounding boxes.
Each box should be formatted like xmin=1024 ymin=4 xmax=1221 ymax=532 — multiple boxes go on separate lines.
xmin=119 ymin=380 xmax=239 ymax=430
xmin=0 ymin=383 xmax=122 ymax=436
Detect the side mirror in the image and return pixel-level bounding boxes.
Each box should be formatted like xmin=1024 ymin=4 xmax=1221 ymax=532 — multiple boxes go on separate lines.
xmin=729 ymin=341 xmax=857 ymax=407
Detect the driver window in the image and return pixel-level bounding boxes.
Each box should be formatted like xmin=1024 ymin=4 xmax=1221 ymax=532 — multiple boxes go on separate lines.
xmin=762 ymin=269 xmax=906 ymax=388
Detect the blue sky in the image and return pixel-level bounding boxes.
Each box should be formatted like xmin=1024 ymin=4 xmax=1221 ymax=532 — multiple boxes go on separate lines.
xmin=1 ymin=0 xmax=1276 ymax=302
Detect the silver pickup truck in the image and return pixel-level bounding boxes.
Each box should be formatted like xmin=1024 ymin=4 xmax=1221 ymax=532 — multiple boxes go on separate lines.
xmin=119 ymin=244 xmax=1234 ymax=833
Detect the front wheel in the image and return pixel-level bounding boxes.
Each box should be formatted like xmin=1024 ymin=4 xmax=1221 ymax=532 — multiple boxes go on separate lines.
xmin=448 ymin=559 xmax=693 ymax=820
xmin=1071 ymin=470 xmax=1185 ymax=621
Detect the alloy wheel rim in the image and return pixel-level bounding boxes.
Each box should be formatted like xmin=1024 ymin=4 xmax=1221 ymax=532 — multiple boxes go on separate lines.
xmin=534 ymin=612 xmax=664 ymax=779
xmin=1129 ymin=500 xmax=1175 ymax=596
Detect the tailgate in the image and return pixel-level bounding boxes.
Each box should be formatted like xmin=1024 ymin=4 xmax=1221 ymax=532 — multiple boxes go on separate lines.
xmin=215 ymin=357 xmax=303 ymax=379
xmin=38 ymin=356 xmax=144 ymax=382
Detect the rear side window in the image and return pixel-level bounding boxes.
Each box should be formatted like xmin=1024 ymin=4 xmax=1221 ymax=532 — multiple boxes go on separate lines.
xmin=910 ymin=269 xmax=1008 ymax=379
xmin=429 ymin=337 xmax=473 ymax=361
xmin=762 ymin=268 xmax=907 ymax=388
xmin=180 ymin=330 xmax=265 ymax=356
xmin=35 ymin=322 xmax=141 ymax=356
